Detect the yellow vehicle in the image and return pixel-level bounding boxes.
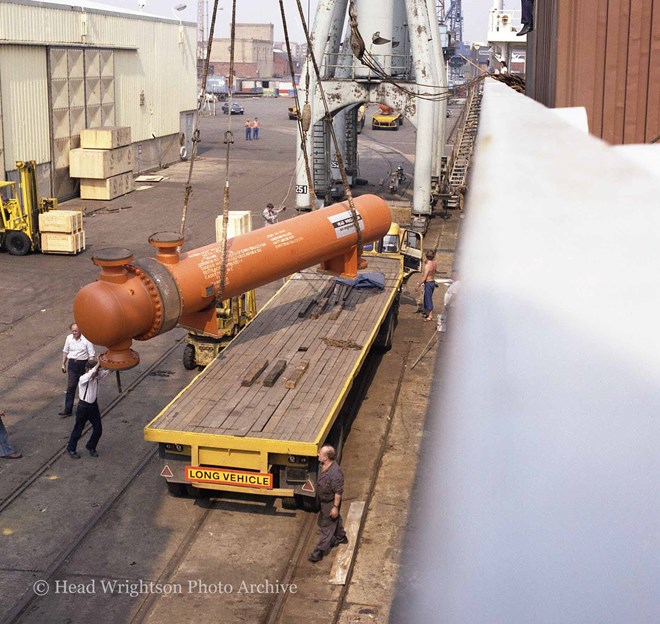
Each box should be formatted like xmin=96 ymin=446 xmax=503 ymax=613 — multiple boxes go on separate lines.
xmin=372 ymin=105 xmax=403 ymax=131
xmin=362 ymin=222 xmax=423 ymax=277
xmin=146 ymin=254 xmax=403 ymax=506
xmin=183 ymin=291 xmax=257 ymax=369
xmin=0 ymin=161 xmax=57 ymax=255
xmin=287 ymin=104 xmax=299 ymax=120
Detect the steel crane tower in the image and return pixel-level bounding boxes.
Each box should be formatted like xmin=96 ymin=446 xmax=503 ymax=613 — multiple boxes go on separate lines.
xmin=446 ymin=0 xmax=463 ymax=44
xmin=197 ymin=0 xmax=207 ymax=61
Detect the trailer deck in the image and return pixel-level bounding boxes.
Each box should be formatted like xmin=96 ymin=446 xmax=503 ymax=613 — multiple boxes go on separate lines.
xmin=147 ymin=255 xmax=402 ymax=446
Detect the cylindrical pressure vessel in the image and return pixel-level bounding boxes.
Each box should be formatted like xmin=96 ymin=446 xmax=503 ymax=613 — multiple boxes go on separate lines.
xmin=74 ymin=195 xmax=391 ymax=370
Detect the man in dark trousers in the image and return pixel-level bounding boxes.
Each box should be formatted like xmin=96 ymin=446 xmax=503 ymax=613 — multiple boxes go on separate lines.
xmin=66 ymin=359 xmax=110 ymax=459
xmin=0 ymin=409 xmax=22 ymax=459
xmin=518 ymin=0 xmax=535 ymax=36
xmin=308 ymin=445 xmax=348 ymax=563
xmin=60 ymin=323 xmax=95 ymax=417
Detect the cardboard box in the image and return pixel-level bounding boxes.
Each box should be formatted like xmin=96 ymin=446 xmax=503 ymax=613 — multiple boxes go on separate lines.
xmin=41 ymin=230 xmax=85 ymax=254
xmin=80 ymin=172 xmax=134 ymax=200
xmin=69 ymin=146 xmax=133 ymax=179
xmin=38 ymin=210 xmax=83 ymax=234
xmin=217 ymin=211 xmax=253 ymax=242
xmin=80 ymin=126 xmax=132 ymax=150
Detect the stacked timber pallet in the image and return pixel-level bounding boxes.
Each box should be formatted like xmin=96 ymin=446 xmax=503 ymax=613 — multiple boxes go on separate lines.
xmin=39 ymin=210 xmax=85 ymax=255
xmin=70 ymin=127 xmax=134 ymax=201
xmin=216 ymin=210 xmax=252 ymax=241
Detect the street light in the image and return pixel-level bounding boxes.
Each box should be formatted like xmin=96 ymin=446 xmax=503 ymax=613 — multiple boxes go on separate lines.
xmin=172 ymin=3 xmax=187 ymax=45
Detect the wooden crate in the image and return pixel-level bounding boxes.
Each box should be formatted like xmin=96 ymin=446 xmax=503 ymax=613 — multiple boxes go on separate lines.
xmin=38 ymin=210 xmax=83 ymax=234
xmin=80 ymin=172 xmax=134 ymax=200
xmin=216 ymin=211 xmax=253 ymax=242
xmin=80 ymin=126 xmax=131 ymax=150
xmin=69 ymin=146 xmax=133 ymax=179
xmin=41 ymin=230 xmax=85 ymax=255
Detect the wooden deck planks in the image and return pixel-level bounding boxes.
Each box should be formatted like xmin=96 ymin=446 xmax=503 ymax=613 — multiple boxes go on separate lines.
xmin=150 ymin=257 xmax=401 ymax=443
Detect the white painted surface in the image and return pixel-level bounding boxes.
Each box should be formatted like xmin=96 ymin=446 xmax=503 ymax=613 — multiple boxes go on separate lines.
xmin=394 ymin=80 xmax=660 ymax=623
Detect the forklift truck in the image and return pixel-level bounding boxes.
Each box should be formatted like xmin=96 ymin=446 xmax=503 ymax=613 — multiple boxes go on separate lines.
xmin=0 ymin=161 xmax=57 ymax=255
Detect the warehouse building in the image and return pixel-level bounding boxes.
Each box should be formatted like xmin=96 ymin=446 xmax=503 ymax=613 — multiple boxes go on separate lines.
xmin=0 ymin=0 xmax=197 ymax=199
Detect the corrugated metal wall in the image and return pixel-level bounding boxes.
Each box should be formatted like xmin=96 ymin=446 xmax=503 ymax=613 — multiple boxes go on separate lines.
xmin=0 ymin=1 xmax=196 ymax=188
xmin=529 ymin=0 xmax=659 ymax=144
xmin=0 ymin=46 xmax=51 ymax=168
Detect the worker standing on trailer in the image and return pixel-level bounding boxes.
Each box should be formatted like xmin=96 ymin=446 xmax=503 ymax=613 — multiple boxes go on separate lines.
xmin=263 ymin=202 xmax=286 ymax=227
xmin=60 ymin=323 xmax=95 ymax=417
xmin=66 ymin=359 xmax=110 ymax=459
xmin=308 ymin=445 xmax=348 ymax=563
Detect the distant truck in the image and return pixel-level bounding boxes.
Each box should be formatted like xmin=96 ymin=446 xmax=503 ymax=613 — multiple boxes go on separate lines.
xmin=372 ymin=104 xmax=403 ymax=130
xmin=363 ymin=223 xmax=423 ymax=277
xmin=205 ymin=75 xmax=235 ymax=100
xmin=145 ymin=251 xmax=405 ymax=508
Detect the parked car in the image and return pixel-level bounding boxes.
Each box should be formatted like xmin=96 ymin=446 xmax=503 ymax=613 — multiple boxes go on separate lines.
xmin=222 ymin=102 xmax=245 ymax=115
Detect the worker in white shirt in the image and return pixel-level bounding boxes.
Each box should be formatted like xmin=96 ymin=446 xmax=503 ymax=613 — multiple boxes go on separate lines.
xmin=66 ymin=359 xmax=110 ymax=459
xmin=263 ymin=202 xmax=286 ymax=226
xmin=60 ymin=323 xmax=95 ymax=417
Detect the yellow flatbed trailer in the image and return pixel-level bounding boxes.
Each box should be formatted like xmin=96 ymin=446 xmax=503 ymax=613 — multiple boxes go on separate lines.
xmin=145 ymin=255 xmax=403 ymax=507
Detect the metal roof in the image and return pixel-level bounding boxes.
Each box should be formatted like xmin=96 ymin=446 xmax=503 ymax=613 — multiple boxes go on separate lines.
xmin=9 ymin=0 xmax=195 ymax=25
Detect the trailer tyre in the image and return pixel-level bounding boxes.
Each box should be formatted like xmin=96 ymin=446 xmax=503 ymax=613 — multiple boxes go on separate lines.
xmin=186 ymin=484 xmax=208 ymax=498
xmin=6 ymin=231 xmax=31 ymax=256
xmin=376 ymin=308 xmax=396 ymax=350
xmin=295 ymin=494 xmax=319 ymax=513
xmin=166 ymin=482 xmax=188 ymax=497
xmin=281 ymin=497 xmax=297 ymax=510
xmin=183 ymin=344 xmax=196 ymax=370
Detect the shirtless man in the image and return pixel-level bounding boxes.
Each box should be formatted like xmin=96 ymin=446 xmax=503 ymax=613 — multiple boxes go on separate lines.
xmin=417 ymin=250 xmax=437 ymax=321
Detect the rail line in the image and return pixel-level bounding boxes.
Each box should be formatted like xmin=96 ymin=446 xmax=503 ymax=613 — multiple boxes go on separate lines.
xmin=0 ymin=335 xmax=187 ymax=515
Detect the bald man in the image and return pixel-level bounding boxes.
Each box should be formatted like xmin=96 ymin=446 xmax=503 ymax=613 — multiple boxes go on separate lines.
xmin=60 ymin=323 xmax=95 ymax=417
xmin=308 ymin=445 xmax=348 ymax=563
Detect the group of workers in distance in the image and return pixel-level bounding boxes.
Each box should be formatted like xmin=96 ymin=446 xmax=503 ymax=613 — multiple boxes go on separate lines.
xmin=244 ymin=117 xmax=260 ymax=140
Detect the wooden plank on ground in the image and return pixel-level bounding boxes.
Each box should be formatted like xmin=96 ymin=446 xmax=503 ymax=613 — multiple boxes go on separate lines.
xmin=329 ymin=501 xmax=366 ymax=585
xmin=242 ymin=359 xmax=269 ymax=386
xmin=285 ymin=361 xmax=309 ymax=389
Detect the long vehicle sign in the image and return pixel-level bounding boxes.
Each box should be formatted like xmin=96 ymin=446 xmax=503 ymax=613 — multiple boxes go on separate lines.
xmin=185 ymin=466 xmax=273 ymax=489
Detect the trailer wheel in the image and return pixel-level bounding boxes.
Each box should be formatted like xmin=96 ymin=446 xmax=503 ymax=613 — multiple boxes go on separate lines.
xmin=281 ymin=497 xmax=297 ymax=510
xmin=295 ymin=494 xmax=319 ymax=512
xmin=183 ymin=344 xmax=196 ymax=370
xmin=166 ymin=482 xmax=188 ymax=497
xmin=376 ymin=308 xmax=396 ymax=350
xmin=6 ymin=231 xmax=31 ymax=256
xmin=186 ymin=484 xmax=208 ymax=498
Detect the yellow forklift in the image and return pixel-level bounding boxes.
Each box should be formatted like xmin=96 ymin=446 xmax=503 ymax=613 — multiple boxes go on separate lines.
xmin=0 ymin=160 xmax=57 ymax=255
xmin=183 ymin=291 xmax=257 ymax=369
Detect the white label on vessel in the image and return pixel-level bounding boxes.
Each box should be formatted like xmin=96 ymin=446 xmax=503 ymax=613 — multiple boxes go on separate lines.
xmin=328 ymin=210 xmax=364 ymax=239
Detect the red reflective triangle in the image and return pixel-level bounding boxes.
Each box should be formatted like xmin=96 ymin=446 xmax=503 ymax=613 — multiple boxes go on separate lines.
xmin=301 ymin=479 xmax=315 ymax=493
xmin=160 ymin=464 xmax=174 ymax=478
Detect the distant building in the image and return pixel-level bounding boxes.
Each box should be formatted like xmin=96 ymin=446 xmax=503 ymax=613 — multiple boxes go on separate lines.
xmin=210 ymin=24 xmax=274 ymax=78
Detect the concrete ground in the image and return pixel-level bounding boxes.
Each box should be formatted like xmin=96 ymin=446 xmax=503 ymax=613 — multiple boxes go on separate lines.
xmin=0 ymin=97 xmax=462 ymax=623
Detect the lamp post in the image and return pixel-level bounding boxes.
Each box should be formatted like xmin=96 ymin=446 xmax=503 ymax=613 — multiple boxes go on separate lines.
xmin=172 ymin=3 xmax=187 ymax=45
